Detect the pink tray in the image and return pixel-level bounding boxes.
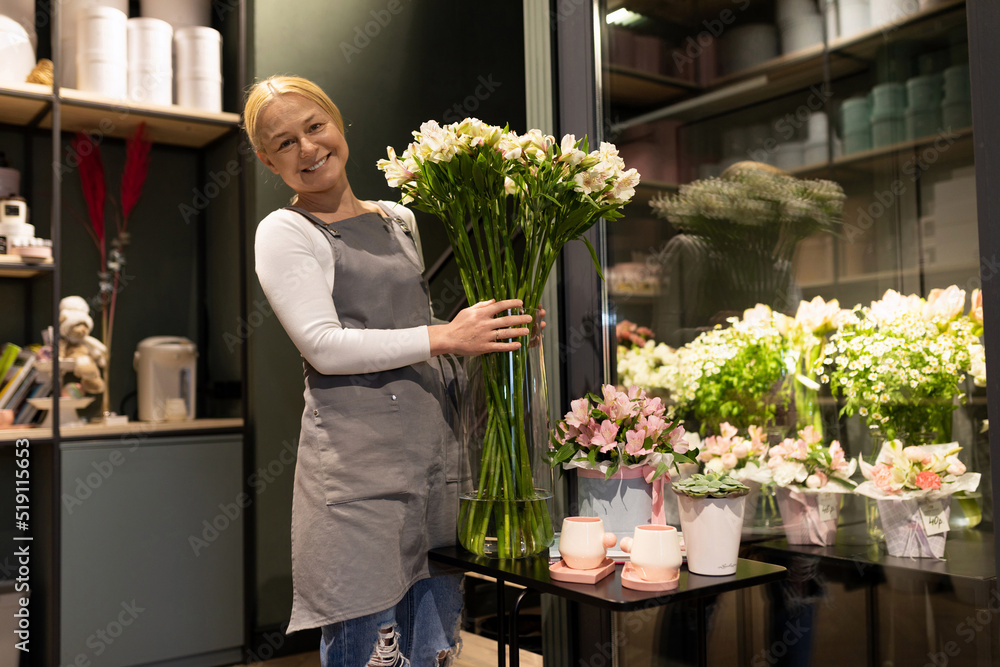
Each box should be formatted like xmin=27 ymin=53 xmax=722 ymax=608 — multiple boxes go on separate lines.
xmin=620 ymin=562 xmax=680 ymax=592
xmin=549 ymin=558 xmax=616 ymax=584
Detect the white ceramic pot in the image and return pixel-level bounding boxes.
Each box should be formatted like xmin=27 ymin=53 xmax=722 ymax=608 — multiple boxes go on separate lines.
xmin=675 ymin=492 xmax=746 ymax=576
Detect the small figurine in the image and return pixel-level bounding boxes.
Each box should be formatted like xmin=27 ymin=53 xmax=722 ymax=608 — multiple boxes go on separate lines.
xmin=58 ymin=296 xmax=108 ymax=395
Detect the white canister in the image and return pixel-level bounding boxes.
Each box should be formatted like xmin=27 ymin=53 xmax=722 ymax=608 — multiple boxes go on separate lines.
xmin=808 ymin=110 xmax=829 ymax=142
xmin=838 ymin=0 xmax=871 ymax=37
xmin=717 ymin=24 xmax=778 ymax=76
xmin=127 ymin=17 xmax=172 ymax=104
xmin=139 ymin=0 xmax=211 ymax=29
xmin=76 ymin=5 xmax=127 ymax=98
xmin=174 ymin=25 xmax=221 ymax=77
xmin=0 ymin=14 xmax=35 ymax=84
xmin=776 ymin=0 xmax=820 ymax=24
xmin=175 ymin=25 xmax=222 ymax=111
xmin=781 ymin=13 xmax=824 ymax=53
xmin=870 ymin=0 xmax=919 ymax=28
xmin=57 ymin=0 xmax=129 ymax=88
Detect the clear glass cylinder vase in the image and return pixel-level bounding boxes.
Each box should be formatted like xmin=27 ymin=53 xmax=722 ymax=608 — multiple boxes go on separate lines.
xmin=457 ymin=321 xmax=554 ymax=558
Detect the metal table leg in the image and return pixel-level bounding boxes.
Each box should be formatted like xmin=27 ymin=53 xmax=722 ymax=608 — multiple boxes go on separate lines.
xmin=497 ymin=577 xmax=507 ymax=667
xmin=510 ymin=588 xmax=534 ymax=667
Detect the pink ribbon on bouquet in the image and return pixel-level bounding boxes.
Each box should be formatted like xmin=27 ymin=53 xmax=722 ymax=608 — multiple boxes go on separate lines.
xmin=788 ymin=488 xmax=832 ymax=546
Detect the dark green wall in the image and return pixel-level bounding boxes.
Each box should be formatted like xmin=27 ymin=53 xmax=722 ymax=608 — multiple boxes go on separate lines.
xmin=247 ymin=0 xmax=527 ymax=631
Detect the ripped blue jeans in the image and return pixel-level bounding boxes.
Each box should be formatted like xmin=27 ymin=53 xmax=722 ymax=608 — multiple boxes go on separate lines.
xmin=320 ymin=574 xmax=464 ymax=667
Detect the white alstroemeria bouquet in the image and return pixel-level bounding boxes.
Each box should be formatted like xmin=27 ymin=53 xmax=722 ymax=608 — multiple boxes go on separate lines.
xmin=855 ymin=440 xmax=981 ymax=557
xmin=549 ymin=384 xmax=692 ymax=480
xmin=668 ymin=304 xmax=789 ymax=433
xmin=823 ymin=286 xmax=983 ymax=443
xmin=378 ymin=118 xmax=638 ymax=558
xmin=696 ymin=422 xmax=772 ymax=484
xmin=774 ymin=296 xmax=852 ymax=436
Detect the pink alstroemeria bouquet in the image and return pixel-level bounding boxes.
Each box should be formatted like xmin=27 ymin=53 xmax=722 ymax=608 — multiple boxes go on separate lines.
xmin=855 ymin=440 xmax=980 ymax=557
xmin=767 ymin=426 xmax=857 ymax=546
xmin=549 ymin=385 xmax=693 ymax=481
xmin=697 ymin=422 xmax=771 ymax=483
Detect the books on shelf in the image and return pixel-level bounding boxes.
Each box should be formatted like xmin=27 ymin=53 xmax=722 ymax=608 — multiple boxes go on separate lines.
xmin=0 ymin=344 xmax=52 ymax=425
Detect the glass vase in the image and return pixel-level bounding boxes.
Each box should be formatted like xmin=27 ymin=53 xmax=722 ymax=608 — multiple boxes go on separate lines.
xmin=457 ymin=323 xmax=554 ymax=558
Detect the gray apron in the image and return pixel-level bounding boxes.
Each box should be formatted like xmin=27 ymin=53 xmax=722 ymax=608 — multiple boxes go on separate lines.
xmin=285 ymin=204 xmax=461 ymax=632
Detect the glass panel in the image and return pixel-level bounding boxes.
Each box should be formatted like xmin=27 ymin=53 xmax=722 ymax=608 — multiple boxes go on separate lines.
xmin=599 ymin=1 xmax=994 ymax=664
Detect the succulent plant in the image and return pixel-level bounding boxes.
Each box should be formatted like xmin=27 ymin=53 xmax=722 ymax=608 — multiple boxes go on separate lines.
xmin=671 ymin=471 xmax=750 ymax=499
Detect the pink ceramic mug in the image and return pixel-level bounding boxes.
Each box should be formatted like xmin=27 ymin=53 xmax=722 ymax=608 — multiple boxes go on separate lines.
xmin=559 ymin=517 xmax=617 ymax=570
xmin=620 ymin=524 xmax=683 ymax=581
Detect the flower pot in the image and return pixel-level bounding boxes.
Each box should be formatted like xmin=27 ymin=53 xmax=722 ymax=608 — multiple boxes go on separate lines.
xmin=674 ymin=493 xmax=746 ymax=576
xmin=458 ymin=332 xmax=554 ymax=558
xmin=774 ymin=486 xmax=840 ymax=546
xmin=577 ymin=466 xmax=661 ymax=543
xmin=877 ymin=497 xmax=950 ymax=558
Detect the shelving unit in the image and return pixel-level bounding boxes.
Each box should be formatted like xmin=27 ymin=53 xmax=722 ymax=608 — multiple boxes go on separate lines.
xmin=0 ymin=3 xmax=249 ymax=666
xmin=609 ymin=0 xmax=967 ymax=129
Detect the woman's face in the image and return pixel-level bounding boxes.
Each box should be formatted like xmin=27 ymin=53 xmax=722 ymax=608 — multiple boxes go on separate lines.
xmin=256 ymin=94 xmax=349 ymax=198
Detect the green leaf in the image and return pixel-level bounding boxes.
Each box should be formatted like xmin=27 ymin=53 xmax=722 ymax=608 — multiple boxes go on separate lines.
xmin=580 ymin=236 xmax=606 ymax=282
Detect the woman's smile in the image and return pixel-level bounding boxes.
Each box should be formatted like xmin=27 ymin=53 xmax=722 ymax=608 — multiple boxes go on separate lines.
xmin=304 ymin=154 xmax=330 ymax=172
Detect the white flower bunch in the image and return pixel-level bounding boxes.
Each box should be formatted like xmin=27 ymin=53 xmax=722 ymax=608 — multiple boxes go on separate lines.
xmin=824 ymin=286 xmax=982 ymax=441
xmin=377 ymin=118 xmax=640 ymax=208
xmin=617 ymin=340 xmax=678 ymax=391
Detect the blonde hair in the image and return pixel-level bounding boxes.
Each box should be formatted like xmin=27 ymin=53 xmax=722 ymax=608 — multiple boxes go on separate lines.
xmin=244 ymin=75 xmax=345 ymax=154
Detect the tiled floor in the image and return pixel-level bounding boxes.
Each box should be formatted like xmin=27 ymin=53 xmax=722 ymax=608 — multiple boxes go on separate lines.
xmin=246 ymin=631 xmax=543 ymax=667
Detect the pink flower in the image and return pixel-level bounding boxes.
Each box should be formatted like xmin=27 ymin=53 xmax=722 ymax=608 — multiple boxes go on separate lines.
xmin=946 ymin=460 xmax=967 ymax=476
xmin=641 ymin=414 xmax=667 ymax=442
xmin=904 ymin=446 xmax=927 ymax=463
xmin=798 ymin=425 xmax=822 ymax=446
xmin=577 ymin=419 xmax=598 ymax=447
xmin=767 ymin=454 xmax=785 ymax=470
xmin=805 ymin=471 xmax=828 ymax=489
xmin=564 ymin=398 xmax=590 ymax=429
xmin=719 ymin=422 xmax=738 ymax=440
xmin=625 ymin=429 xmax=651 ymax=456
xmin=731 ymin=442 xmax=750 ymax=460
xmin=642 ymin=396 xmax=665 ymax=417
xmin=828 ymin=441 xmax=848 ymax=471
xmin=914 ymin=470 xmax=942 ymax=490
xmin=789 ymin=439 xmax=809 ymax=460
xmin=748 ymin=425 xmax=767 ymax=456
xmin=667 ymin=426 xmax=689 ymax=453
xmin=871 ymin=464 xmax=899 ymax=493
xmin=924 ymin=285 xmax=965 ymax=321
xmin=589 ymin=419 xmax=620 ymax=453
xmin=971 ymin=288 xmax=983 ymax=325
xmin=721 ymin=453 xmax=738 ymax=470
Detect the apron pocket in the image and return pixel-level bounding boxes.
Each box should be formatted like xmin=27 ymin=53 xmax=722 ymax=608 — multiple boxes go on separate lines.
xmin=313 ymin=393 xmax=410 ymax=505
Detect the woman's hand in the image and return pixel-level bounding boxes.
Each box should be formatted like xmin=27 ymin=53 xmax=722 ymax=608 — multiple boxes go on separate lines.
xmin=428 ymin=299 xmax=533 ymax=357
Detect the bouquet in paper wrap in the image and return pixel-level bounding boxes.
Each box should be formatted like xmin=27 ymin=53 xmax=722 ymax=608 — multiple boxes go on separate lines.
xmin=855 ymin=440 xmax=980 ymax=557
xmin=549 ymin=384 xmax=693 ymax=481
xmin=767 ymin=426 xmax=857 ymax=545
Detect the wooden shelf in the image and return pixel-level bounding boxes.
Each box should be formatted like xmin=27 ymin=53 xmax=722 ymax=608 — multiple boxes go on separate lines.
xmin=0 ymin=82 xmax=53 ymax=127
xmin=0 ymin=83 xmax=239 ymax=147
xmin=0 ymin=255 xmax=54 ymax=278
xmin=0 ymin=417 xmax=244 ymax=445
xmin=790 ymin=126 xmax=975 ymax=180
xmin=607 ymin=65 xmax=701 ymax=108
xmin=609 ymin=0 xmax=966 ymax=128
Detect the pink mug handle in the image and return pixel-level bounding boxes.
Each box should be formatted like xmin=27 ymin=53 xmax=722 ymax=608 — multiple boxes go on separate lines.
xmin=620 ymin=536 xmax=633 ymax=554
xmin=602 ymin=533 xmax=617 ymax=549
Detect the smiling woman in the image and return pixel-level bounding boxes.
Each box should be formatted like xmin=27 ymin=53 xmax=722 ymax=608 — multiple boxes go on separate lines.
xmin=245 ymin=75 xmax=535 ymax=667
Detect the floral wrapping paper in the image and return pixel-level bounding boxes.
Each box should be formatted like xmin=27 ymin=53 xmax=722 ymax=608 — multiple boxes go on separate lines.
xmin=877 ymin=497 xmax=951 ymax=558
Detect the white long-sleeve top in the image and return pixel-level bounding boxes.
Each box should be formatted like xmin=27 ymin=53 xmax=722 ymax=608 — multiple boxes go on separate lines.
xmin=253 ymin=201 xmax=432 ymax=375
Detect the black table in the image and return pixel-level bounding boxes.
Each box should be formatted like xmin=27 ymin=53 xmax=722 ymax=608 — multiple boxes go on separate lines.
xmin=429 ymin=546 xmax=787 ymax=667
